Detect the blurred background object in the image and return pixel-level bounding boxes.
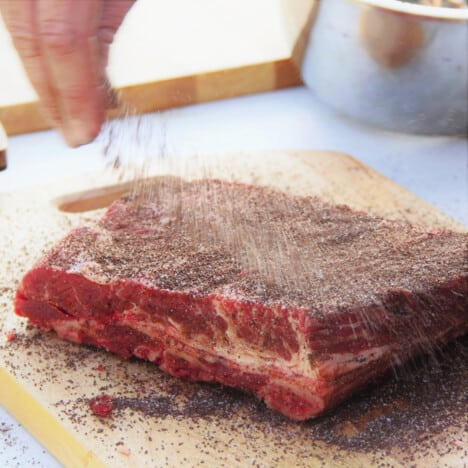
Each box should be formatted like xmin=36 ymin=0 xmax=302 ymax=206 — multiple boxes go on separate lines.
xmin=0 ymin=122 xmax=6 ymax=170
xmin=0 ymin=0 xmax=466 ymax=138
xmin=301 ymin=0 xmax=468 ymax=135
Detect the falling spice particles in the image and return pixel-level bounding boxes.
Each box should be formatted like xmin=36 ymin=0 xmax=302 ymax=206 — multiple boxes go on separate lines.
xmin=12 ymin=177 xmax=468 ymax=424
xmin=1 ymin=207 xmax=466 ymax=466
xmin=1 ymin=273 xmax=467 ymax=466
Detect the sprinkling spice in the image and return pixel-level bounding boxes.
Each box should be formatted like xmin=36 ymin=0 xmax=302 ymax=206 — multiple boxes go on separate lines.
xmin=12 ymin=178 xmax=468 ymax=422
xmin=1 ymin=166 xmax=467 ymax=464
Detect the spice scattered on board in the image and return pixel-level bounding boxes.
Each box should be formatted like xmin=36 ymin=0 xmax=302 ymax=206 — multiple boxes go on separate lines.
xmin=89 ymin=394 xmax=114 ymax=417
xmin=116 ymin=446 xmax=131 ymax=456
xmin=5 ymin=331 xmax=16 ymax=342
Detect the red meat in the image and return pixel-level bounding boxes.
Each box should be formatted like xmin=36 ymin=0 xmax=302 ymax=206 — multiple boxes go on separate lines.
xmin=15 ymin=179 xmax=468 ymax=420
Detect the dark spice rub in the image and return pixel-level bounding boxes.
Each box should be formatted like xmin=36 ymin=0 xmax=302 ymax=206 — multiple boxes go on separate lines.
xmin=14 ymin=178 xmax=468 ymax=420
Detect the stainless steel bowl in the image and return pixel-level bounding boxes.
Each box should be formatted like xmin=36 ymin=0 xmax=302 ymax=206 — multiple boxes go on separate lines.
xmin=300 ymin=0 xmax=468 ymax=135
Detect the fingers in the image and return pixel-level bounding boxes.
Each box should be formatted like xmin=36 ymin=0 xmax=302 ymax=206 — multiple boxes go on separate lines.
xmin=0 ymin=0 xmax=61 ymax=126
xmin=1 ymin=0 xmax=135 ymax=147
xmin=98 ymin=0 xmax=136 ymax=110
xmin=99 ymin=0 xmax=135 ymax=69
xmin=38 ymin=0 xmax=105 ymax=146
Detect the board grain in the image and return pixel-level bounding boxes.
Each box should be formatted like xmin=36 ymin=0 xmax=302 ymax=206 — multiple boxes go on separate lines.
xmin=0 ymin=150 xmax=466 ymax=467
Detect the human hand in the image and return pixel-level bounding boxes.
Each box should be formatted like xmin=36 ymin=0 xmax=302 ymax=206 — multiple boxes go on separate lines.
xmin=0 ymin=0 xmax=135 ymax=146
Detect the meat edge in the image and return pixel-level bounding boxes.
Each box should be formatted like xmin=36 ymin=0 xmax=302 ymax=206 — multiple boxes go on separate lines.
xmin=14 ymin=267 xmax=468 ymax=421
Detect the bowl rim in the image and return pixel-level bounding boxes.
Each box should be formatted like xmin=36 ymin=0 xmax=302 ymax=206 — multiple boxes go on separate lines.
xmin=358 ymin=0 xmax=468 ymax=20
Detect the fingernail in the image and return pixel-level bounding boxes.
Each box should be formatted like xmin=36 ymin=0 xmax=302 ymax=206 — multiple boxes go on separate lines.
xmin=64 ymin=120 xmax=95 ymax=147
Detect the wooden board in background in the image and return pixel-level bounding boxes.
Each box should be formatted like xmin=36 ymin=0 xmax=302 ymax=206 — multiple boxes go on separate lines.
xmin=0 ymin=150 xmax=466 ymax=467
xmin=0 ymin=0 xmax=317 ymax=136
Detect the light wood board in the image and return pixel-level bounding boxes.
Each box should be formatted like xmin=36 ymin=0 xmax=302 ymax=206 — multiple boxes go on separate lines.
xmin=0 ymin=0 xmax=316 ymax=136
xmin=0 ymin=150 xmax=466 ymax=467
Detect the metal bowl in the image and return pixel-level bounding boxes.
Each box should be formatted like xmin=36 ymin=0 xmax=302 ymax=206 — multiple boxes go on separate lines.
xmin=300 ymin=0 xmax=468 ymax=135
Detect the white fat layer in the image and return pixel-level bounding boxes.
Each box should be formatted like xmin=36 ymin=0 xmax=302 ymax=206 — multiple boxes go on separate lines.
xmin=51 ymin=302 xmax=393 ymax=387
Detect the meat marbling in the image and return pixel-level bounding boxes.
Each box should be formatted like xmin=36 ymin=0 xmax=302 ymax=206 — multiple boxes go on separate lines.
xmin=15 ymin=178 xmax=468 ymax=420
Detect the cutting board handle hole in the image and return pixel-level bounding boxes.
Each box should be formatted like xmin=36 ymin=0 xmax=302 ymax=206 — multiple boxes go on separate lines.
xmin=53 ymin=184 xmax=131 ymax=213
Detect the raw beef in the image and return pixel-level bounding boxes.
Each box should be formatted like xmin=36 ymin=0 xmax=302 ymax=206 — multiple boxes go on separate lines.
xmin=15 ymin=178 xmax=468 ymax=420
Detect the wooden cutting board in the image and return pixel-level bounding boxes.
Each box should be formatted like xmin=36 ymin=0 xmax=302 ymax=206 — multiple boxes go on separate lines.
xmin=0 ymin=150 xmax=466 ymax=467
xmin=0 ymin=0 xmax=316 ymax=136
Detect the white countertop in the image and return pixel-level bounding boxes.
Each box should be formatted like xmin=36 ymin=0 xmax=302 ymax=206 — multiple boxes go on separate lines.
xmin=1 ymin=86 xmax=467 ymax=466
